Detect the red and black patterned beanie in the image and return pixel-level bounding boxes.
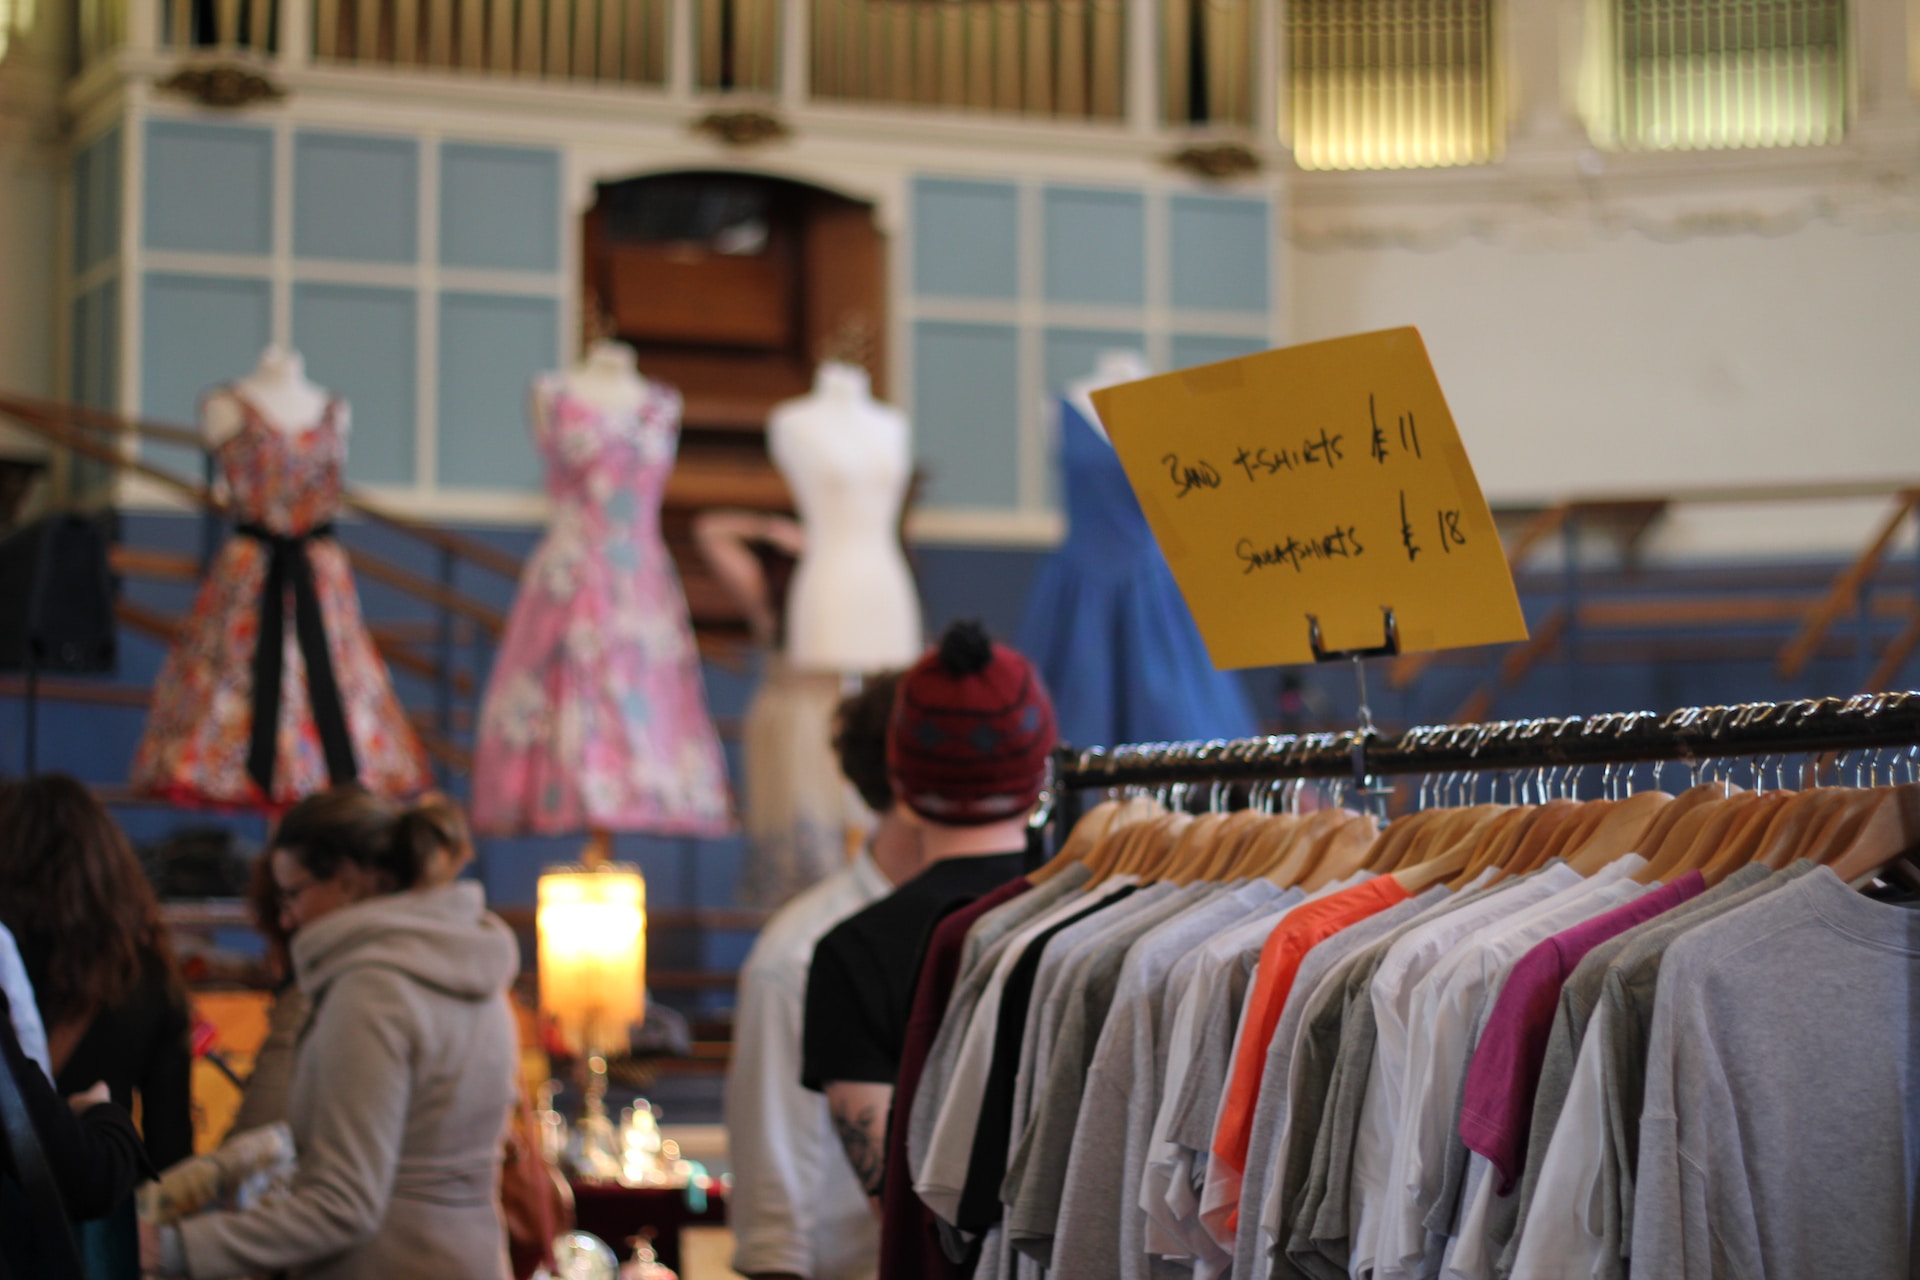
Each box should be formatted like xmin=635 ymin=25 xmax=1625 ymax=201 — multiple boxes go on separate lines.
xmin=887 ymin=620 xmax=1058 ymax=826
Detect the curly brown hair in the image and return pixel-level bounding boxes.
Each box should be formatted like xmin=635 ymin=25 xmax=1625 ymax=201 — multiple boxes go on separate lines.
xmin=831 ymin=669 xmax=905 ymax=813
xmin=0 ymin=774 xmax=173 ymax=1025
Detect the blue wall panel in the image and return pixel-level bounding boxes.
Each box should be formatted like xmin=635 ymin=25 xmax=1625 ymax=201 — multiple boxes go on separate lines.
xmin=1041 ymin=327 xmax=1145 ymax=509
xmin=437 ymin=292 xmax=556 ymax=488
xmin=912 ymin=320 xmax=1021 ymax=507
xmin=1170 ymin=194 xmax=1270 ymax=313
xmin=1171 ymin=332 xmax=1268 ymax=370
xmin=69 ymin=282 xmax=119 ymax=410
xmin=912 ymin=178 xmax=1020 ymax=300
xmin=73 ymin=127 xmax=122 ymax=274
xmin=140 ymin=273 xmax=272 ymax=475
xmin=440 ymin=144 xmax=561 ymax=272
xmin=294 ymin=132 xmax=419 ymax=264
xmin=1042 ymin=187 xmax=1145 ymax=306
xmin=144 ymin=121 xmax=274 ymax=256
xmin=292 ymin=283 xmax=418 ymax=485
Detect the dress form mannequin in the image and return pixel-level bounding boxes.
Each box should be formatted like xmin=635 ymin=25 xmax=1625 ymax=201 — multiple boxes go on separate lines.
xmin=768 ymin=362 xmax=922 ymax=675
xmin=203 ymin=345 xmax=343 ymax=447
xmin=1012 ymin=348 xmax=1257 ymax=749
xmin=472 ymin=345 xmax=734 ymax=843
xmin=696 ymin=510 xmax=874 ymax=904
xmin=1061 ymin=348 xmax=1150 ymax=442
xmin=536 ymin=340 xmax=649 ymax=434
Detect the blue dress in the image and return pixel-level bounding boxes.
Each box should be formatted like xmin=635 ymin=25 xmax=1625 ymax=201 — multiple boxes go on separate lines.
xmin=1017 ymin=400 xmax=1259 ymax=749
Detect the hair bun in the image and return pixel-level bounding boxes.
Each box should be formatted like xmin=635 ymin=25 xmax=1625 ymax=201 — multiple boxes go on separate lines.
xmin=937 ymin=620 xmax=995 ymax=677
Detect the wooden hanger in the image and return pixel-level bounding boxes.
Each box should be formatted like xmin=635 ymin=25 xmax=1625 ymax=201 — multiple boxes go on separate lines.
xmin=1028 ymin=797 xmax=1124 ymax=885
xmin=1488 ymin=798 xmax=1577 ymax=879
xmin=1692 ymin=790 xmax=1792 ymax=885
xmin=1300 ymin=814 xmax=1382 ymax=891
xmin=1829 ymin=782 xmax=1920 ymax=884
xmin=1388 ymin=804 xmax=1507 ymax=892
xmin=1390 ymin=805 xmax=1481 ymax=872
xmin=1507 ymin=797 xmax=1596 ymax=877
xmin=1192 ymin=808 xmax=1271 ymax=881
xmin=1132 ymin=812 xmax=1197 ymax=881
xmin=1753 ymin=786 xmax=1854 ymax=869
xmin=1643 ymin=789 xmax=1761 ymax=883
xmin=1232 ymin=811 xmax=1306 ymax=879
xmin=1452 ymin=805 xmax=1535 ymax=887
xmin=1634 ymin=781 xmax=1737 ymax=864
xmin=1393 ymin=806 xmax=1507 ymax=894
xmin=1262 ymin=808 xmax=1353 ymax=884
xmin=1166 ymin=811 xmax=1231 ymax=884
xmin=1083 ymin=805 xmax=1169 ymax=885
xmin=1361 ymin=807 xmax=1441 ymax=873
xmin=1563 ymin=789 xmax=1673 ymax=876
xmin=1804 ymin=787 xmax=1884 ymax=865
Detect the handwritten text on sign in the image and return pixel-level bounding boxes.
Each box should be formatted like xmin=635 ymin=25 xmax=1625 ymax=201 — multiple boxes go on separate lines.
xmin=1090 ymin=327 xmax=1528 ymax=669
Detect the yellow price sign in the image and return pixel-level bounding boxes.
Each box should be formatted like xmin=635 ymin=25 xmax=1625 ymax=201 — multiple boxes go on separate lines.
xmin=1089 ymin=327 xmax=1527 ymax=670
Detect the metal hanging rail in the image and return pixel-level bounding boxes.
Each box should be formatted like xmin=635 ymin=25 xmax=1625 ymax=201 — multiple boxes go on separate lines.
xmin=1058 ymin=692 xmax=1920 ymax=791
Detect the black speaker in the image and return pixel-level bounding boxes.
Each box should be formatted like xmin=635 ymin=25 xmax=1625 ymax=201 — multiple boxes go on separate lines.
xmin=0 ymin=512 xmax=118 ymax=674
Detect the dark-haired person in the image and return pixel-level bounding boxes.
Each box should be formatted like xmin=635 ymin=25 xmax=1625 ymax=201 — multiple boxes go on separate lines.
xmin=800 ymin=621 xmax=1056 ymax=1214
xmin=0 ymin=775 xmax=193 ymax=1277
xmin=725 ymin=670 xmax=924 ymax=1280
xmin=1 ymin=981 xmax=151 ymax=1280
xmin=147 ymin=787 xmax=520 ymax=1280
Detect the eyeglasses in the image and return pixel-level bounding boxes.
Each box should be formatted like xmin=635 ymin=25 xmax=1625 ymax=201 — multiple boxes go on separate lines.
xmin=276 ymin=875 xmax=319 ymax=908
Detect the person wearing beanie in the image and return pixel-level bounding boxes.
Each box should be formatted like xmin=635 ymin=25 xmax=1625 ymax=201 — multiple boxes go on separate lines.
xmin=800 ymin=621 xmax=1057 ymax=1216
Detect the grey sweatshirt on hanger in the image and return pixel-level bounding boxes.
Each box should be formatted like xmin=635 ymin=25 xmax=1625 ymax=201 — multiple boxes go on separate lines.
xmin=1631 ymin=869 xmax=1920 ymax=1279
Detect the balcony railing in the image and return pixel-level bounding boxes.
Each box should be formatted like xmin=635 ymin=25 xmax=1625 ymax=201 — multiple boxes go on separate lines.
xmin=73 ymin=0 xmax=1275 ymax=134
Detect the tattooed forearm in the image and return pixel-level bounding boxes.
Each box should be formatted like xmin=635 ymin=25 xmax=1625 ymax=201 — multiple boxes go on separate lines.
xmin=831 ymin=1101 xmax=886 ymax=1198
xmin=825 ymin=1081 xmax=893 ymax=1204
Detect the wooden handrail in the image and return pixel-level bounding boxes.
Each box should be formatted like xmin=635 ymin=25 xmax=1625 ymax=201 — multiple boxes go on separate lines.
xmin=1776 ymin=491 xmax=1920 ymax=680
xmin=1390 ymin=503 xmax=1573 ymax=691
xmin=0 ymin=393 xmax=526 ymax=582
xmin=1862 ymin=603 xmax=1920 ymax=694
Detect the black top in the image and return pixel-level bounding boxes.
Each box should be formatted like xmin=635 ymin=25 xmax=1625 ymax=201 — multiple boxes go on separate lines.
xmin=0 ymin=984 xmax=151 ymax=1280
xmin=19 ymin=944 xmax=194 ymax=1171
xmin=801 ymin=852 xmax=1027 ymax=1091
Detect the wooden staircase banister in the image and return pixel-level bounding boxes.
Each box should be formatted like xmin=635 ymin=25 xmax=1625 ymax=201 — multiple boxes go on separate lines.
xmin=1776 ymin=491 xmax=1920 ymax=680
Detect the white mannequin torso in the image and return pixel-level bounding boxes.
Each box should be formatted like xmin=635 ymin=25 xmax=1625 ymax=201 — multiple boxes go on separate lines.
xmin=534 ymin=340 xmax=651 ymax=435
xmin=203 ymin=346 xmax=343 ymax=447
xmin=768 ymin=362 xmax=922 ymax=674
xmin=1061 ymin=349 xmax=1151 ymax=444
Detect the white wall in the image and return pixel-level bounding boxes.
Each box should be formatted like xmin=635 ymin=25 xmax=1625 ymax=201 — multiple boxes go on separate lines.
xmin=1292 ymin=214 xmax=1920 ymax=557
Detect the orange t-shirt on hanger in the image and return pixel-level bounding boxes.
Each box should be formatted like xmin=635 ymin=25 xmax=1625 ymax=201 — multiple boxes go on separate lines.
xmin=1210 ymin=876 xmax=1412 ymax=1202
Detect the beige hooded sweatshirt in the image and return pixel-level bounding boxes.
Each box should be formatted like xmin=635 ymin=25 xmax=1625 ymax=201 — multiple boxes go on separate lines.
xmin=181 ymin=881 xmax=521 ymax=1280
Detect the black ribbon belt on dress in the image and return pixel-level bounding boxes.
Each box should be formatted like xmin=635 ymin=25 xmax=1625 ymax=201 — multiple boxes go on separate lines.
xmin=236 ymin=522 xmax=359 ymax=796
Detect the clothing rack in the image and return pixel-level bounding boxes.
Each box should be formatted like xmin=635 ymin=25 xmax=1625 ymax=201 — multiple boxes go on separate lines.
xmin=1053 ymin=691 xmax=1920 ymax=792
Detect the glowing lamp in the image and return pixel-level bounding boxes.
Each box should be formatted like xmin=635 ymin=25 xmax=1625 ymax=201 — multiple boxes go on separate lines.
xmin=536 ymin=862 xmax=647 ymax=1057
xmin=537 ymin=860 xmax=647 ymax=1181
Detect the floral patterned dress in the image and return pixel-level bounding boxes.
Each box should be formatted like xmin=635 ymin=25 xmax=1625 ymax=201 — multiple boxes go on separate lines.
xmin=131 ymin=394 xmax=432 ymax=807
xmin=472 ymin=379 xmax=733 ymax=837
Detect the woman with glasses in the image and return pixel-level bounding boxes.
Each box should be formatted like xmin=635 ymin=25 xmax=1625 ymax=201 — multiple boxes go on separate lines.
xmin=148 ymin=787 xmax=519 ymax=1280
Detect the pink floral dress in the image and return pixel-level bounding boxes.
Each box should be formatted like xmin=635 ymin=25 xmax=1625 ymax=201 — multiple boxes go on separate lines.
xmin=472 ymin=379 xmax=733 ymax=837
xmin=131 ymin=394 xmax=432 ymax=808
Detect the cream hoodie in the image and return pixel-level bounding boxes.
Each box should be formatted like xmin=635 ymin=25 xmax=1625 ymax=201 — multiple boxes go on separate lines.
xmin=182 ymin=881 xmax=521 ymax=1280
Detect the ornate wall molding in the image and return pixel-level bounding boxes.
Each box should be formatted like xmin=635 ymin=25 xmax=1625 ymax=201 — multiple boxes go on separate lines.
xmin=156 ymin=61 xmax=287 ymax=110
